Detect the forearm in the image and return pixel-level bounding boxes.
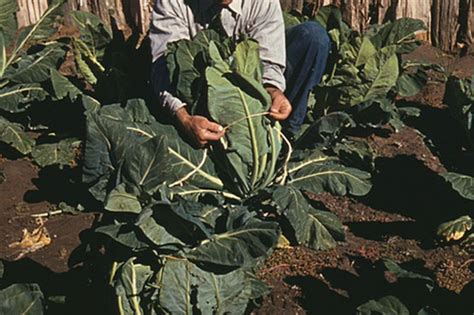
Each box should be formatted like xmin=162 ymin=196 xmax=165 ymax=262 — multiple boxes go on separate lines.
xmin=151 ymin=57 xmax=186 ymax=114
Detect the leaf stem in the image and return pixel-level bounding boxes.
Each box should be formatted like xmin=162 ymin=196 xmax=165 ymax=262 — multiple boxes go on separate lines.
xmin=276 ymin=129 xmax=293 ymax=185
xmin=169 ymin=149 xmax=209 ymax=187
xmin=222 ymin=111 xmax=270 ymax=131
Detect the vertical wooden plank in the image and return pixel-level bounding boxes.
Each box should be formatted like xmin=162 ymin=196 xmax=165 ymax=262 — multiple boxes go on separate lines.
xmin=432 ymin=0 xmax=460 ymax=51
xmin=459 ymin=0 xmax=474 ymax=49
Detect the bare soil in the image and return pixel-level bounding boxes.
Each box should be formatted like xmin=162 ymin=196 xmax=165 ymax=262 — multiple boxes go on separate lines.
xmin=0 ymin=44 xmax=473 ymax=314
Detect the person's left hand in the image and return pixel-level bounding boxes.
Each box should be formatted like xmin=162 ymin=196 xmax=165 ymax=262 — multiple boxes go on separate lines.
xmin=266 ymin=87 xmax=292 ymax=121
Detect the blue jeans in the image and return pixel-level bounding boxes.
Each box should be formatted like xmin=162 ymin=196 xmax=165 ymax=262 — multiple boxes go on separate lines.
xmin=283 ymin=21 xmax=330 ymax=136
xmin=151 ymin=21 xmax=330 ymax=135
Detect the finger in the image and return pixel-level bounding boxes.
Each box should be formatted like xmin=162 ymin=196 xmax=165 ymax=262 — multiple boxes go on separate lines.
xmin=203 ymin=130 xmax=225 ymax=141
xmin=205 ymin=121 xmax=224 ymax=134
xmin=269 ymin=111 xmax=287 ymax=121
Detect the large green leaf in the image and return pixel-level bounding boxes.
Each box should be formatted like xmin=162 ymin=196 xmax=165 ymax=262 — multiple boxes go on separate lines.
xmin=104 ymin=184 xmax=142 ymax=214
xmin=0 ymin=284 xmax=44 ymax=315
xmin=358 ymin=46 xmax=399 ymax=105
xmin=357 ymin=295 xmax=409 ymax=315
xmin=207 ymin=41 xmax=274 ymax=195
xmin=186 ymin=212 xmax=279 ymax=268
xmin=121 ymin=135 xmax=223 ymax=196
xmin=444 ymin=76 xmax=474 ymax=146
xmin=50 ymin=69 xmax=82 ymax=101
xmin=70 ymin=11 xmax=112 ymax=61
xmin=167 ymin=30 xmax=226 ymax=111
xmin=442 ymin=172 xmax=474 ymax=200
xmin=154 ymin=258 xmax=267 ymax=315
xmin=114 ymin=258 xmax=152 ymax=315
xmin=8 ymin=0 xmax=65 ymax=66
xmin=370 ymin=18 xmax=425 ymax=53
xmin=0 ymin=83 xmax=47 ymax=113
xmin=272 ymin=185 xmax=345 ymax=250
xmin=0 ymin=0 xmax=18 ymax=47
xmin=95 ymin=224 xmax=149 ymax=252
xmin=0 ymin=117 xmax=35 ymax=154
xmin=5 ymin=43 xmax=66 ymax=83
xmin=136 ymin=213 xmax=185 ymax=250
xmin=288 ymin=151 xmax=372 ymax=196
xmin=31 ymin=138 xmax=81 ymax=167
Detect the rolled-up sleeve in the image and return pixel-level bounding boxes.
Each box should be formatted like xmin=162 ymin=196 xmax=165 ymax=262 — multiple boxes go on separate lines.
xmin=150 ymin=0 xmax=190 ymax=113
xmin=248 ymin=0 xmax=286 ymax=92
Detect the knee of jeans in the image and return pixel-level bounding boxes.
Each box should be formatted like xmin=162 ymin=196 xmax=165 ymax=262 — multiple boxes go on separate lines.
xmin=298 ymin=21 xmax=331 ymax=52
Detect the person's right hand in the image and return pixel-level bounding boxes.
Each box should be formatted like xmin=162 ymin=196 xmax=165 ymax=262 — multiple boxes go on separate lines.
xmin=176 ymin=107 xmax=225 ymax=147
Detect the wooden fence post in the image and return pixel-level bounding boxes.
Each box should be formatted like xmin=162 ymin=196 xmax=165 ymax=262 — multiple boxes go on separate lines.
xmin=431 ymin=0 xmax=460 ymax=51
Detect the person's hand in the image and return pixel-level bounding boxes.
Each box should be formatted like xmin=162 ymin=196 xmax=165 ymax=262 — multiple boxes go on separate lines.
xmin=176 ymin=107 xmax=225 ymax=147
xmin=266 ymin=87 xmax=292 ymax=121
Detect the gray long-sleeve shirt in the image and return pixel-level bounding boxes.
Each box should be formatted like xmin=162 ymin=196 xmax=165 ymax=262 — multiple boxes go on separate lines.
xmin=150 ymin=0 xmax=286 ymax=113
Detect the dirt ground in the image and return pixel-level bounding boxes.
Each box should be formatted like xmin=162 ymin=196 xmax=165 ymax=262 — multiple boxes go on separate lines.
xmin=0 ymin=44 xmax=473 ymax=314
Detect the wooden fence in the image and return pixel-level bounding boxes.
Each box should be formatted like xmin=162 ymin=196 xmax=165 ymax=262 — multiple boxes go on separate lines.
xmin=15 ymin=0 xmax=474 ymax=52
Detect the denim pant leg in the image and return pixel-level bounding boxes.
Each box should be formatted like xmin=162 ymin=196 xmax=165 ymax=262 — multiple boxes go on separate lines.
xmin=283 ymin=21 xmax=330 ymax=136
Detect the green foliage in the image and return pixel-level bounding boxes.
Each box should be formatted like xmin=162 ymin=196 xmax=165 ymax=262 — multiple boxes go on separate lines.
xmin=0 ymin=116 xmax=35 ymax=154
xmin=311 ymin=6 xmax=438 ymax=130
xmin=444 ymin=75 xmax=474 ymax=148
xmin=0 ymin=283 xmax=45 ymax=315
xmin=82 ymin=32 xmax=374 ymax=312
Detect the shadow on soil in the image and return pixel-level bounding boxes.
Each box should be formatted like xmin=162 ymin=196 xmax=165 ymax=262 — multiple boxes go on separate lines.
xmin=403 ymin=102 xmax=472 ymax=174
xmin=285 ymin=257 xmax=474 ymax=315
xmin=1 ymin=232 xmax=113 ymax=315
xmin=354 ymin=155 xmax=472 ymax=247
xmin=23 ymin=166 xmax=101 ymax=211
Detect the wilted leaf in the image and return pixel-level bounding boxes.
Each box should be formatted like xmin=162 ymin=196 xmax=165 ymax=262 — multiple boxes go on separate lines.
xmin=437 ymin=216 xmax=473 ymax=242
xmin=8 ymin=220 xmax=51 ymax=260
xmin=0 ymin=284 xmax=44 ymax=315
